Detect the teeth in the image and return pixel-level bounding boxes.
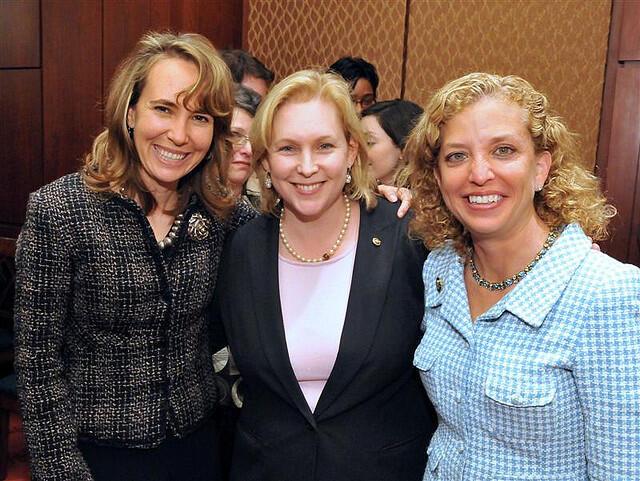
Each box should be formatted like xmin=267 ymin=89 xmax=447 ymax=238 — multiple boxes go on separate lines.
xmin=296 ymin=183 xmax=321 ymax=192
xmin=155 ymin=146 xmax=188 ymax=161
xmin=469 ymin=194 xmax=502 ymax=204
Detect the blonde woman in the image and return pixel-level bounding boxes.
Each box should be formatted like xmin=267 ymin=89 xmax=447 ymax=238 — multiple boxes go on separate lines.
xmin=408 ymin=72 xmax=640 ymax=480
xmin=212 ymin=70 xmax=436 ymax=481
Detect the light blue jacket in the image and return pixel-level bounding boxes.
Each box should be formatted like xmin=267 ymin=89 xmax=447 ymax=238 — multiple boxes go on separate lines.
xmin=414 ymin=223 xmax=640 ymax=481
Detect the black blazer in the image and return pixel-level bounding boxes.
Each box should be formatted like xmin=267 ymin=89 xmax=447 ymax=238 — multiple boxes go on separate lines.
xmin=213 ymin=199 xmax=436 ymax=481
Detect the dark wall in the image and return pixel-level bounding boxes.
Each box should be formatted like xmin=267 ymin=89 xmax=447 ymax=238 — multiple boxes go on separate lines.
xmin=597 ymin=0 xmax=640 ymax=265
xmin=0 ymin=0 xmax=243 ymax=239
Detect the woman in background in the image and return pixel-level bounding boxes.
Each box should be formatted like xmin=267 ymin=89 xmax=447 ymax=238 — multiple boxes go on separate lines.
xmin=407 ymin=72 xmax=640 ymax=480
xmin=361 ymin=99 xmax=423 ymax=186
xmin=225 ymin=83 xmax=262 ymax=209
xmin=329 ymin=56 xmax=378 ymax=113
xmin=14 ymin=32 xmax=254 ymax=481
xmin=213 ymin=70 xmax=436 ymax=481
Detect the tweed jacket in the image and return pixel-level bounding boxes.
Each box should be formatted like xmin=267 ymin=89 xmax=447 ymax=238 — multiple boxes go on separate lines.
xmin=414 ymin=223 xmax=640 ymax=481
xmin=14 ymin=172 xmax=254 ymax=481
xmin=214 ymin=199 xmax=437 ymax=481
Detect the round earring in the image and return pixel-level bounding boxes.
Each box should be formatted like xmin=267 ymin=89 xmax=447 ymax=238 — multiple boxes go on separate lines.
xmin=264 ymin=172 xmax=272 ymax=189
xmin=127 ymin=125 xmax=134 ymax=139
xmin=345 ymin=168 xmax=352 ymax=184
xmin=535 ymin=184 xmax=543 ymax=192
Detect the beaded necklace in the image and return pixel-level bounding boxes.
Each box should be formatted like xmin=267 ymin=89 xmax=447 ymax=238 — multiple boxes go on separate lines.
xmin=279 ymin=193 xmax=351 ymax=263
xmin=469 ymin=227 xmax=560 ymax=291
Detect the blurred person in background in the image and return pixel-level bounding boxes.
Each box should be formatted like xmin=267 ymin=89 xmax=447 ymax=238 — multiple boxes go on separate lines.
xmin=221 ymin=48 xmax=274 ymax=97
xmin=361 ymin=99 xmax=423 ymax=186
xmin=329 ymin=56 xmax=378 ymax=114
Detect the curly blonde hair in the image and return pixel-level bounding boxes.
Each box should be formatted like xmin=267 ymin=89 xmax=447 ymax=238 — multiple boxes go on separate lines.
xmin=82 ymin=31 xmax=235 ymax=217
xmin=250 ymin=69 xmax=377 ymax=215
xmin=405 ymin=72 xmax=616 ymax=252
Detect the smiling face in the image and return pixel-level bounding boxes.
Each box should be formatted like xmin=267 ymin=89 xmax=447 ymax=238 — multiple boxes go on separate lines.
xmin=226 ymin=107 xmax=254 ymax=192
xmin=435 ymin=96 xmax=551 ymax=242
xmin=127 ymin=56 xmax=214 ymax=193
xmin=264 ymin=97 xmax=357 ymax=223
xmin=362 ymin=115 xmax=402 ymax=184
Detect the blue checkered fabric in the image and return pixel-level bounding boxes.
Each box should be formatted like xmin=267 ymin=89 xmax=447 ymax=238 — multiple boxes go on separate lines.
xmin=414 ymin=223 xmax=640 ymax=481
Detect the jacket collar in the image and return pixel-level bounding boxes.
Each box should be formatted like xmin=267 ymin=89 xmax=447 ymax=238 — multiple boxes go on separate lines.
xmin=425 ymin=224 xmax=591 ymax=331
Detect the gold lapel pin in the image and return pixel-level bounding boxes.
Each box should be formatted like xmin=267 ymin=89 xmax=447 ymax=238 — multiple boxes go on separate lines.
xmin=372 ymin=237 xmax=382 ymax=246
xmin=435 ymin=277 xmax=444 ymax=293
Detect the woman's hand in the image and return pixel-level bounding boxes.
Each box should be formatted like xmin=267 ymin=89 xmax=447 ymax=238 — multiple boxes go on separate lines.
xmin=378 ymin=185 xmax=412 ymax=218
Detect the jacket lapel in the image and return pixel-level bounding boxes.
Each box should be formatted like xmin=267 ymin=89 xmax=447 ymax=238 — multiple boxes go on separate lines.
xmin=248 ymin=215 xmax=317 ymax=426
xmin=314 ymin=202 xmax=397 ymax=419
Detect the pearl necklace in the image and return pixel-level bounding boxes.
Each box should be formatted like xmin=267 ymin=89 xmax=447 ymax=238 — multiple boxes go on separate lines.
xmin=469 ymin=227 xmax=560 ymax=291
xmin=157 ymin=213 xmax=184 ymax=250
xmin=279 ymin=193 xmax=351 ymax=263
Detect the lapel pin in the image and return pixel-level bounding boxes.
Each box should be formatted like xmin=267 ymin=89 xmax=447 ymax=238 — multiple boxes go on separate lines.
xmin=372 ymin=237 xmax=382 ymax=246
xmin=435 ymin=277 xmax=444 ymax=293
xmin=188 ymin=212 xmax=211 ymax=241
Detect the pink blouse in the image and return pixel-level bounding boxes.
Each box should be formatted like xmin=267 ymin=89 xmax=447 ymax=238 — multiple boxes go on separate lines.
xmin=278 ymin=242 xmax=357 ymax=412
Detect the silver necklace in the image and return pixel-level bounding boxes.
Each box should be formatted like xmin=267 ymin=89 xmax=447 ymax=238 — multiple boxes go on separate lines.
xmin=158 ymin=213 xmax=184 ymax=250
xmin=469 ymin=227 xmax=560 ymax=291
xmin=279 ymin=193 xmax=351 ymax=263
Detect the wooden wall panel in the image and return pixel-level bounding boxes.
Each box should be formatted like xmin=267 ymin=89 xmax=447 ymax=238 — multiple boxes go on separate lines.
xmin=0 ymin=71 xmax=42 ymax=233
xmin=246 ymin=0 xmax=406 ymax=100
xmin=404 ymin=0 xmax=611 ymax=169
xmin=103 ymin=0 xmax=244 ymax=113
xmin=619 ymin=0 xmax=640 ymax=60
xmin=0 ymin=0 xmax=40 ymax=68
xmin=42 ymin=0 xmax=103 ymax=183
xmin=601 ymin=66 xmax=640 ymax=263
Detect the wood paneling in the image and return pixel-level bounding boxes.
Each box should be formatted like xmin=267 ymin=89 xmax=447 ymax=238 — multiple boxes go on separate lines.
xmin=103 ymin=1 xmax=155 ymax=89
xmin=601 ymin=66 xmax=640 ymax=262
xmin=0 ymin=70 xmax=42 ymax=227
xmin=0 ymin=0 xmax=40 ymax=68
xmin=619 ymin=0 xmax=640 ymax=60
xmin=597 ymin=0 xmax=640 ymax=265
xmin=42 ymin=0 xmax=103 ymax=183
xmin=103 ymin=0 xmax=244 ymax=98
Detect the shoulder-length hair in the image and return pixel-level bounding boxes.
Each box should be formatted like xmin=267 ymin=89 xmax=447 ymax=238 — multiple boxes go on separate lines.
xmin=250 ymin=69 xmax=377 ymax=215
xmin=405 ymin=72 xmax=616 ymax=252
xmin=82 ymin=31 xmax=235 ymax=217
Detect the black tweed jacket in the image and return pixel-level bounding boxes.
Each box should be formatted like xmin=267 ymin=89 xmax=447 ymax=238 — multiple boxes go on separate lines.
xmin=13 ymin=173 xmax=254 ymax=480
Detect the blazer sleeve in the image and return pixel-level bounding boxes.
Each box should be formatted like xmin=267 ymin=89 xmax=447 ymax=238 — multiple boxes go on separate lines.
xmin=574 ymin=263 xmax=640 ymax=480
xmin=13 ymin=192 xmax=94 ymax=481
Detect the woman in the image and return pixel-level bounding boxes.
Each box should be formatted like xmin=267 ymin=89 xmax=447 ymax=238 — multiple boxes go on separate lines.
xmin=13 ymin=32 xmax=255 ymax=481
xmin=407 ymin=72 xmax=640 ymax=480
xmin=225 ymin=83 xmax=262 ymax=208
xmin=361 ymin=99 xmax=423 ymax=185
xmin=329 ymin=56 xmax=378 ymax=113
xmin=212 ymin=70 xmax=436 ymax=481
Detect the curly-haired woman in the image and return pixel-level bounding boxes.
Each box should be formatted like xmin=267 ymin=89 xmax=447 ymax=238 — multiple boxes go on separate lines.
xmin=407 ymin=72 xmax=640 ymax=480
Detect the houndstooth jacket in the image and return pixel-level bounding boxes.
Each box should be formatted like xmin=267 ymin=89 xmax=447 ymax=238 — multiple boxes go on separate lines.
xmin=13 ymin=172 xmax=254 ymax=481
xmin=415 ymin=223 xmax=640 ymax=480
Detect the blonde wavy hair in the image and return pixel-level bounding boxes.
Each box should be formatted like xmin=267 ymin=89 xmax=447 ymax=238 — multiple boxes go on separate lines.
xmin=405 ymin=72 xmax=616 ymax=252
xmin=82 ymin=31 xmax=235 ymax=217
xmin=250 ymin=69 xmax=377 ymax=215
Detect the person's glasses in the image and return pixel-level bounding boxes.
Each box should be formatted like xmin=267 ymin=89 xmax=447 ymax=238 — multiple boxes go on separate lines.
xmin=352 ymin=94 xmax=376 ymax=110
xmin=228 ymin=132 xmax=250 ymax=148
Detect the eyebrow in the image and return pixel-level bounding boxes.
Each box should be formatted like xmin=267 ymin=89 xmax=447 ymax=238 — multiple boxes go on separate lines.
xmin=441 ymin=134 xmax=522 ymax=149
xmin=148 ymin=98 xmax=208 ymax=114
